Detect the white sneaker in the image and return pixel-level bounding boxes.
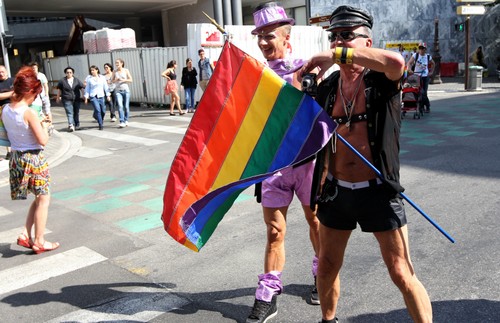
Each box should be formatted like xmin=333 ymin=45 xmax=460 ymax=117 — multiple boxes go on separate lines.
xmin=111 ymin=117 xmax=117 ymax=122
xmin=125 ymin=121 xmax=129 ymax=126
xmin=119 ymin=122 xmax=126 ymax=128
xmin=68 ymin=125 xmax=75 ymax=132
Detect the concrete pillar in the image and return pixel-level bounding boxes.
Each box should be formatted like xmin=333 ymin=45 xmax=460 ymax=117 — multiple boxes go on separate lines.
xmin=231 ymin=0 xmax=243 ymax=25
xmin=161 ymin=10 xmax=171 ymax=47
xmin=222 ymin=0 xmax=233 ymax=26
xmin=214 ymin=0 xmax=224 ymax=26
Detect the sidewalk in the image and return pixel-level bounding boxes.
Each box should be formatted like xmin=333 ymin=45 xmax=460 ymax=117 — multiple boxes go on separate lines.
xmin=428 ymin=75 xmax=500 ymax=93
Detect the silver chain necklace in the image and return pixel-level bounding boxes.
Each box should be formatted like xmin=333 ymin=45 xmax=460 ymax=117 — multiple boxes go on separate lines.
xmin=339 ymin=69 xmax=366 ymax=129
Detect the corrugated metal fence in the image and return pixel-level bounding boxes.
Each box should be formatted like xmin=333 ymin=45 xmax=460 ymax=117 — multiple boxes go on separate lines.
xmin=43 ymin=24 xmax=330 ymax=107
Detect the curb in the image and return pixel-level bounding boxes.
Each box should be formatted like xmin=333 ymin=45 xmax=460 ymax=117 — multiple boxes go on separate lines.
xmin=46 ymin=130 xmax=82 ymax=168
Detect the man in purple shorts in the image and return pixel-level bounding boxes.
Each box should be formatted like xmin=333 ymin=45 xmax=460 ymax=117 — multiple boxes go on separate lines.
xmin=246 ymin=3 xmax=321 ymax=323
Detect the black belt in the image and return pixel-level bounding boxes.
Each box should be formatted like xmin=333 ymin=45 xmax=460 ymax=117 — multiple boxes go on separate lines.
xmin=332 ymin=113 xmax=368 ymax=125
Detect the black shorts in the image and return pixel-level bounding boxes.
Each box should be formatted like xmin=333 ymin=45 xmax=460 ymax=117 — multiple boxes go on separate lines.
xmin=316 ymin=178 xmax=406 ymax=232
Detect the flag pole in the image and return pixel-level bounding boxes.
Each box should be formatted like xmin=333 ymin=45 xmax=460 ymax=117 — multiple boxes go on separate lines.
xmin=337 ymin=134 xmax=455 ymax=243
xmin=202 ymin=12 xmax=231 ymax=44
xmin=202 ymin=11 xmax=226 ymax=34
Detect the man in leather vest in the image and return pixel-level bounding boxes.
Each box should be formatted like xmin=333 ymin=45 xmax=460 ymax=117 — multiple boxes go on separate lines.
xmin=299 ymin=5 xmax=432 ymax=323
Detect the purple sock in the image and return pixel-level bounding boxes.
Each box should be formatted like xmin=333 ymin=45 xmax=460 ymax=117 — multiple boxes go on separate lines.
xmin=312 ymin=255 xmax=319 ymax=277
xmin=255 ymin=271 xmax=283 ymax=302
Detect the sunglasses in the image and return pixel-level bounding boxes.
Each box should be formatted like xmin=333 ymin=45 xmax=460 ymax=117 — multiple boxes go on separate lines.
xmin=328 ymin=31 xmax=369 ymax=42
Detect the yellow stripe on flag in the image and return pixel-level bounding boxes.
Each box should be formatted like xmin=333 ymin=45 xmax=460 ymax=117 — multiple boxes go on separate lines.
xmin=212 ymin=68 xmax=284 ymax=189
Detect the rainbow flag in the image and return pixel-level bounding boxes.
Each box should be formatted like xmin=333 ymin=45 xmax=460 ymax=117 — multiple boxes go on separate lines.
xmin=162 ymin=42 xmax=336 ymax=251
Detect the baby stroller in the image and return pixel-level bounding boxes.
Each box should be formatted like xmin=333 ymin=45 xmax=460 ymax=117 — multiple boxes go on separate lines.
xmin=401 ymin=73 xmax=423 ymax=119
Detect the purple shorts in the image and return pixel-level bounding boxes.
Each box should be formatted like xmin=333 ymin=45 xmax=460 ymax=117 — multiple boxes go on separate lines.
xmin=261 ymin=160 xmax=314 ymax=208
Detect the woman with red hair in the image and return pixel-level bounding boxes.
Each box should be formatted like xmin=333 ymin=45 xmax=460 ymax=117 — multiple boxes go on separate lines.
xmin=1 ymin=66 xmax=59 ymax=254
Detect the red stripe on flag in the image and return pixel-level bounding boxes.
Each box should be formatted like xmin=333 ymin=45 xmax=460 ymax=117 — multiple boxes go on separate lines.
xmin=162 ymin=44 xmax=261 ymax=243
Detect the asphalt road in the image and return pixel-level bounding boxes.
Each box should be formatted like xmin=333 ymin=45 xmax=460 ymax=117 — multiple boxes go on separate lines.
xmin=0 ymin=87 xmax=499 ymax=322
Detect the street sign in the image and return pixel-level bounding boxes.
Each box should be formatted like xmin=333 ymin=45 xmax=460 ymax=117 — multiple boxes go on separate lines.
xmin=457 ymin=5 xmax=486 ymax=15
xmin=309 ymin=15 xmax=330 ymax=29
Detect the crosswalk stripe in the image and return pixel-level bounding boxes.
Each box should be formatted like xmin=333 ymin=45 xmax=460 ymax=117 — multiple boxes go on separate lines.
xmin=0 ymin=246 xmax=107 ymax=295
xmin=75 ymin=146 xmax=113 ymax=158
xmin=78 ymin=129 xmax=168 ymax=146
xmin=127 ymin=121 xmax=187 ymax=134
xmin=0 ymin=227 xmax=52 ymax=244
xmin=0 ymin=159 xmax=8 ymax=172
xmin=0 ymin=206 xmax=12 ymax=217
xmin=45 ymin=286 xmax=189 ymax=323
xmin=158 ymin=115 xmax=192 ymax=122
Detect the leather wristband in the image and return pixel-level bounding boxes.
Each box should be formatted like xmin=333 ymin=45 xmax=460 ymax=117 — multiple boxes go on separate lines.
xmin=334 ymin=47 xmax=343 ymax=65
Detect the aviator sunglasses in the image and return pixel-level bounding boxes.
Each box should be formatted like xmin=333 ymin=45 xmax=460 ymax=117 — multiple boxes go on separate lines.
xmin=328 ymin=31 xmax=369 ymax=42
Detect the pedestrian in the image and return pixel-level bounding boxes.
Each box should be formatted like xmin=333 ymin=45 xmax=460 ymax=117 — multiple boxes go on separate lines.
xmin=84 ymin=65 xmax=111 ymax=130
xmin=162 ymin=60 xmax=184 ymax=116
xmin=1 ymin=66 xmax=59 ymax=254
xmin=245 ymin=3 xmax=321 ymax=323
xmin=0 ymin=64 xmax=13 ymax=160
xmin=407 ymin=42 xmax=434 ymax=113
xmin=103 ymin=63 xmax=117 ymax=122
xmin=398 ymin=43 xmax=410 ymax=64
xmin=30 ymin=85 xmax=53 ymax=137
xmin=112 ymin=58 xmax=133 ymax=128
xmin=181 ymin=58 xmax=198 ymax=113
xmin=56 ymin=66 xmax=84 ymax=132
xmin=299 ymin=5 xmax=432 ymax=322
xmin=198 ymin=48 xmax=214 ymax=92
xmin=29 ymin=61 xmax=50 ymax=97
xmin=471 ymin=46 xmax=487 ymax=69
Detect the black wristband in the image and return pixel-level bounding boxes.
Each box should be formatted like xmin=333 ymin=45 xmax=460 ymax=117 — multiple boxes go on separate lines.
xmin=340 ymin=47 xmax=348 ymax=64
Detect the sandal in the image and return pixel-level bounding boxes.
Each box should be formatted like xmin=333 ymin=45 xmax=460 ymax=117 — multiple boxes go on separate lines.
xmin=17 ymin=233 xmax=33 ymax=249
xmin=169 ymin=113 xmax=175 ymax=116
xmin=32 ymin=241 xmax=60 ymax=254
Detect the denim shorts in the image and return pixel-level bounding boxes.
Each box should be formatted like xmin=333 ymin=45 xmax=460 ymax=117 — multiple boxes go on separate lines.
xmin=261 ymin=160 xmax=315 ymax=208
xmin=317 ymin=178 xmax=406 ymax=232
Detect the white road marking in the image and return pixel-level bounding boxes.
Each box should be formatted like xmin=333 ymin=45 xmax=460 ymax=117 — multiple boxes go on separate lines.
xmin=75 ymin=146 xmax=113 ymax=158
xmin=0 ymin=159 xmax=8 ymax=172
xmin=0 ymin=246 xmax=107 ymax=295
xmin=0 ymin=206 xmax=12 ymax=217
xmin=78 ymin=129 xmax=168 ymax=146
xmin=127 ymin=121 xmax=187 ymax=134
xmin=45 ymin=286 xmax=189 ymax=323
xmin=0 ymin=226 xmax=52 ymax=243
xmin=158 ymin=115 xmax=192 ymax=122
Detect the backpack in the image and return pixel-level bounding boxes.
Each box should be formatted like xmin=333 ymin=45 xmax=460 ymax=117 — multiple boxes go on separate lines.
xmin=411 ymin=53 xmax=430 ymax=72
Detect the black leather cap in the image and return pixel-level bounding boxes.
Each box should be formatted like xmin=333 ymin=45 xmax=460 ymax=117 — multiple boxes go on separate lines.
xmin=327 ymin=5 xmax=373 ymax=31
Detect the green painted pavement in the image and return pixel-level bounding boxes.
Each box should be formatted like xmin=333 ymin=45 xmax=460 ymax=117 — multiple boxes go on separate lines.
xmin=441 ymin=130 xmax=476 ymax=137
xmin=79 ymin=198 xmax=133 ymax=214
xmin=117 ymin=212 xmax=163 ymax=233
xmin=139 ymin=197 xmax=163 ymax=212
xmin=53 ymin=187 xmax=96 ymax=201
xmin=102 ymin=184 xmax=151 ymax=197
